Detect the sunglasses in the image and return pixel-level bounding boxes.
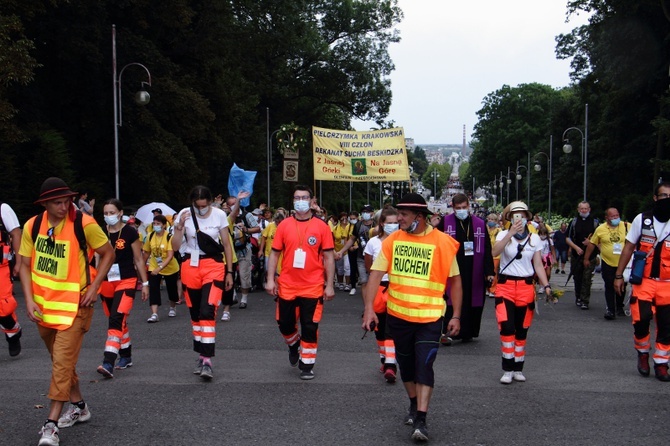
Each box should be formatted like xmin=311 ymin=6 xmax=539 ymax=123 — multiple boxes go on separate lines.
xmin=515 ymin=243 xmax=524 ymax=260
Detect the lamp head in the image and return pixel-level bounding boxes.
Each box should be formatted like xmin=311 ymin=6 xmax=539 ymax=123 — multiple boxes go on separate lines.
xmin=516 ymin=173 xmax=522 ymax=180
xmin=135 ymin=90 xmax=150 ymax=105
xmin=534 ymin=163 xmax=542 ymax=172
xmin=563 ymin=142 xmax=573 ymax=154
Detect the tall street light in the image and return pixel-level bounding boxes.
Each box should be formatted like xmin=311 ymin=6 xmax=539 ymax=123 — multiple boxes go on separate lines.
xmin=515 ymin=161 xmax=528 ymax=202
xmin=499 ymin=169 xmax=512 ymax=204
xmin=113 ymin=25 xmax=152 ymax=200
xmin=431 ymin=170 xmax=440 ymax=199
xmin=562 ymin=103 xmax=589 ymax=201
xmin=534 ymin=135 xmax=553 ymax=221
xmin=266 ymin=109 xmax=283 ymax=208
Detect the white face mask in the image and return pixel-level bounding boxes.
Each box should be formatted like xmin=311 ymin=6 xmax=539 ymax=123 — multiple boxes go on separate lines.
xmin=196 ymin=205 xmax=210 ymax=216
xmin=455 ymin=209 xmax=469 ymax=220
xmin=104 ymin=214 xmax=120 ymax=226
xmin=153 ymin=225 xmax=163 ymax=233
xmin=294 ymin=200 xmax=311 ymax=213
xmin=349 ymin=218 xmax=358 ymax=225
xmin=361 ymin=212 xmax=371 ymax=221
xmin=383 ymin=223 xmax=399 ymax=235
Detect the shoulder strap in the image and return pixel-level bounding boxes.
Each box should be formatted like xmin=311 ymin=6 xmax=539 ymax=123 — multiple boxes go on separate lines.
xmin=149 ymin=231 xmax=155 ymax=242
xmin=74 ymin=211 xmax=86 ymax=253
xmin=31 ymin=212 xmax=44 ymax=244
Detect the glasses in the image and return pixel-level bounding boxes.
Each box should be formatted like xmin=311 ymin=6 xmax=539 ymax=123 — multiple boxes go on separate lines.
xmin=46 ymin=227 xmax=56 ymax=248
xmin=657 ymin=193 xmax=670 ymax=199
xmin=293 ymin=196 xmax=311 ymax=201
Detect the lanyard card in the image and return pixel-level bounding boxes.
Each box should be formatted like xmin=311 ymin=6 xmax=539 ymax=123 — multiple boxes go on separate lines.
xmin=190 ymin=249 xmax=200 ymax=267
xmin=293 ymin=248 xmax=306 ymax=269
xmin=612 ymin=242 xmax=622 ymax=255
xmin=464 ymin=241 xmax=474 ymax=256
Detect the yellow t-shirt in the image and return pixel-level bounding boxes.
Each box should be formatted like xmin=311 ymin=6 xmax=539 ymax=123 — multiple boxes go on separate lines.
xmin=19 ymin=215 xmax=109 ymax=290
xmin=142 ymin=231 xmax=179 ymax=275
xmin=262 ymin=222 xmax=278 ymax=257
xmin=332 ymin=223 xmax=352 ymax=251
xmin=590 ymin=222 xmax=628 ymax=267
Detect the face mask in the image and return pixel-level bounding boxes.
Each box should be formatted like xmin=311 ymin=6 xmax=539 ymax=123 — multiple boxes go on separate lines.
xmin=540 ymin=236 xmax=547 ymax=241
xmin=153 ymin=225 xmax=163 ymax=233
xmin=361 ymin=212 xmax=371 ymax=221
xmin=405 ymin=215 xmax=419 ymax=233
xmin=455 ymin=209 xmax=469 ymax=220
xmin=579 ymin=211 xmax=590 ymax=218
xmin=294 ymin=200 xmax=311 ymax=213
xmin=349 ymin=218 xmax=358 ymax=225
xmin=653 ymin=197 xmax=670 ymax=222
xmin=487 ymin=221 xmax=497 ymax=228
xmin=609 ymin=218 xmax=621 ymax=227
xmin=196 ymin=206 xmax=210 ymax=216
xmin=383 ymin=223 xmax=399 ymax=235
xmin=104 ymin=214 xmax=119 ymax=226
xmin=521 ymin=218 xmax=528 ymax=227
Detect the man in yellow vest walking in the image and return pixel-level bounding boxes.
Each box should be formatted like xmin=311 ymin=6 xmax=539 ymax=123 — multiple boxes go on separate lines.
xmin=19 ymin=177 xmax=114 ymax=446
xmin=363 ymin=193 xmax=462 ymax=443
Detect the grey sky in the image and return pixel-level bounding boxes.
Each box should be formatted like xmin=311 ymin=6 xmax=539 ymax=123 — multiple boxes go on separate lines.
xmin=351 ymin=0 xmax=590 ymax=145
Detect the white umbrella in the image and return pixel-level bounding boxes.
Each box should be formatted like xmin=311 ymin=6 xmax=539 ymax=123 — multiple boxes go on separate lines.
xmin=135 ymin=202 xmax=177 ymax=225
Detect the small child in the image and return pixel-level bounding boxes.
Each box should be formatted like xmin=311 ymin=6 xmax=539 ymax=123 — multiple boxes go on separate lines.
xmin=537 ymin=224 xmax=557 ymax=302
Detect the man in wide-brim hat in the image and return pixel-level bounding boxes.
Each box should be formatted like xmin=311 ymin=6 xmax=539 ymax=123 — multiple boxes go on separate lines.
xmin=363 ymin=192 xmax=463 ymax=443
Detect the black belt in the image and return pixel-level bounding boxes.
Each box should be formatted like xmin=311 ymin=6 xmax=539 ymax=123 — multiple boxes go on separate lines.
xmin=498 ymin=274 xmax=534 ymax=285
xmin=182 ymin=253 xmax=223 ymax=261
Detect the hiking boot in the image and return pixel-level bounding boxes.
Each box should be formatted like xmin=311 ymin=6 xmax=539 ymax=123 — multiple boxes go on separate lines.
xmin=96 ymin=362 xmax=114 ymax=379
xmin=654 ymin=363 xmax=670 ymax=382
xmin=115 ymin=357 xmax=133 ymax=369
xmin=411 ymin=419 xmax=429 ymax=442
xmin=193 ymin=358 xmax=203 ymax=375
xmin=300 ymin=369 xmax=315 ymax=380
xmin=288 ymin=344 xmax=300 ymax=367
xmin=513 ymin=371 xmax=526 ymax=382
xmin=8 ymin=334 xmax=21 ymax=357
xmin=58 ymin=403 xmax=91 ymax=428
xmin=200 ymin=363 xmax=213 ymax=380
xmin=637 ymin=352 xmax=650 ymax=377
xmin=500 ymin=371 xmax=513 ymax=384
xmin=384 ymin=366 xmax=397 ymax=384
xmin=38 ymin=422 xmax=60 ymax=446
xmin=404 ymin=406 xmax=417 ymax=425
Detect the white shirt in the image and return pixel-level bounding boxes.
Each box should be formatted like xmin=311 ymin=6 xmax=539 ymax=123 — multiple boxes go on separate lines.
xmin=495 ymin=231 xmax=542 ymax=277
xmin=626 ymin=213 xmax=670 ymax=246
xmin=176 ymin=207 xmax=229 ymax=255
xmin=364 ymin=236 xmax=389 ymax=282
xmin=0 ymin=203 xmax=20 ymax=233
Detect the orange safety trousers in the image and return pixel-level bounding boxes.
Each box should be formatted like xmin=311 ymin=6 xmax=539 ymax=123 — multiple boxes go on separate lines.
xmin=0 ymin=265 xmax=21 ymax=340
xmin=181 ymin=258 xmax=225 ymax=358
xmin=495 ymin=280 xmax=535 ymax=372
xmin=276 ymin=296 xmax=323 ymax=369
xmin=630 ymin=279 xmax=670 ymax=365
xmin=100 ymin=278 xmax=137 ymax=364
xmin=372 ymin=285 xmax=396 ymax=365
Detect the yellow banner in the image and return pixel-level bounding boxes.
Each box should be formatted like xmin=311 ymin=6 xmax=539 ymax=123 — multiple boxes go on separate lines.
xmin=312 ymin=126 xmax=410 ymax=182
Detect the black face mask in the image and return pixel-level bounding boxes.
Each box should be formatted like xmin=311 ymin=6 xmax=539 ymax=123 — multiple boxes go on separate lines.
xmin=653 ymin=197 xmax=670 ymax=222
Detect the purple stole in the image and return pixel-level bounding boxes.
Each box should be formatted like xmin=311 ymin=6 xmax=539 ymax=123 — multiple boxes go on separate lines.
xmin=443 ymin=213 xmax=487 ymax=307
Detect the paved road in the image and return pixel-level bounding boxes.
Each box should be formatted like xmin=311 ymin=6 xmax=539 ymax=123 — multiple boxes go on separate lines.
xmin=2 ymin=265 xmax=669 ymax=445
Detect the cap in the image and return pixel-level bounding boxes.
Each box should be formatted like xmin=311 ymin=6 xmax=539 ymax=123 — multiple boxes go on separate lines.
xmin=396 ymin=193 xmax=431 ymax=215
xmin=151 ymin=208 xmax=162 ymax=214
xmin=361 ymin=204 xmax=374 ymax=212
xmin=251 ymin=208 xmax=262 ymax=215
xmin=35 ymin=177 xmax=78 ymax=204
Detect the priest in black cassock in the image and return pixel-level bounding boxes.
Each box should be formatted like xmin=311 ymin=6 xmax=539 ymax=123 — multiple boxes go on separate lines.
xmin=437 ymin=193 xmax=494 ymax=343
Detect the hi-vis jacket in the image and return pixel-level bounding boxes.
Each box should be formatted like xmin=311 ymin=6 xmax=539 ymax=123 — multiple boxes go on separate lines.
xmin=376 ymin=228 xmax=459 ymax=323
xmin=638 ymin=211 xmax=670 ymax=281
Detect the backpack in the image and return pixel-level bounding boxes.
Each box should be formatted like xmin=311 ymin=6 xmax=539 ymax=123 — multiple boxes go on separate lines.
xmin=233 ymin=223 xmax=248 ymax=250
xmin=0 ymin=202 xmax=16 ymax=269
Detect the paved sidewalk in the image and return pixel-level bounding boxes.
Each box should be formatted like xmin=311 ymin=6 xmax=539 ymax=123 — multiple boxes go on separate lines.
xmin=2 ymin=268 xmax=668 ymax=446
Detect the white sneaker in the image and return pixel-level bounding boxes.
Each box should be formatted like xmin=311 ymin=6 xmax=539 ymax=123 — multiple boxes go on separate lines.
xmin=500 ymin=371 xmax=513 ymax=384
xmin=513 ymin=371 xmax=526 ymax=382
xmin=349 ymin=287 xmax=356 ymax=296
xmin=39 ymin=422 xmax=60 ymax=446
xmin=147 ymin=313 xmax=159 ymax=323
xmin=168 ymin=307 xmax=176 ymax=317
xmin=221 ymin=311 xmax=231 ymax=321
xmin=58 ymin=403 xmax=91 ymax=428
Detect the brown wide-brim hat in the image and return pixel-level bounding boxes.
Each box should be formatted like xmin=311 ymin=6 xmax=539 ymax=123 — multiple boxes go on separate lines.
xmin=396 ymin=193 xmax=432 ymax=215
xmin=34 ymin=177 xmax=78 ymax=204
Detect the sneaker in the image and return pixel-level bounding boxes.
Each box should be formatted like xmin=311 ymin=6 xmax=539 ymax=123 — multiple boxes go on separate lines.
xmin=604 ymin=311 xmax=615 ymax=320
xmin=168 ymin=307 xmax=177 ymax=317
xmin=343 ymin=285 xmax=351 ymax=292
xmin=349 ymin=287 xmax=356 ymax=296
xmin=96 ymin=362 xmax=114 ymax=379
xmin=200 ymin=363 xmax=213 ymax=380
xmin=39 ymin=422 xmax=60 ymax=446
xmin=147 ymin=313 xmax=159 ymax=323
xmin=580 ymin=302 xmax=589 ymax=310
xmin=411 ymin=419 xmax=429 ymax=442
xmin=555 ymin=268 xmax=560 ymax=274
xmin=561 ymin=270 xmax=566 ymax=274
xmin=239 ymin=302 xmax=247 ymax=309
xmin=300 ymin=369 xmax=315 ymax=380
xmin=8 ymin=335 xmax=21 ymax=357
xmin=404 ymin=407 xmax=417 ymax=425
xmin=617 ymin=309 xmax=626 ymax=317
xmin=221 ymin=311 xmax=231 ymax=322
xmin=537 ymin=287 xmax=544 ymax=295
xmin=58 ymin=403 xmax=91 ymax=428
xmin=513 ymin=371 xmax=526 ymax=382
xmin=637 ymin=352 xmax=650 ymax=377
xmin=384 ymin=366 xmax=397 ymax=384
xmin=193 ymin=358 xmax=203 ymax=375
xmin=115 ymin=357 xmax=133 ymax=369
xmin=337 ymin=283 xmax=344 ymax=291
xmin=575 ymin=298 xmax=582 ymax=307
xmin=288 ymin=344 xmax=300 ymax=367
xmin=654 ymin=363 xmax=670 ymax=382
xmin=500 ymin=371 xmax=513 ymax=384
xmin=439 ymin=334 xmax=452 ymax=346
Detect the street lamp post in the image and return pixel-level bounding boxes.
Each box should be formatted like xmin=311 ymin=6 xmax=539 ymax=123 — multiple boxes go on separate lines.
xmin=515 ymin=161 xmax=528 ymax=201
xmin=534 ymin=135 xmax=553 ymax=221
xmin=499 ymin=169 xmax=512 ymax=205
xmin=112 ymin=25 xmax=151 ymax=200
xmin=562 ymin=103 xmax=589 ymax=201
xmin=432 ymin=170 xmax=440 ymax=199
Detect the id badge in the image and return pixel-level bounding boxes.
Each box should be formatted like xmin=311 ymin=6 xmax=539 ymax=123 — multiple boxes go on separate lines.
xmin=293 ymin=248 xmax=306 ymax=269
xmin=464 ymin=241 xmax=474 ymax=256
xmin=107 ymin=263 xmax=121 ymax=282
xmin=613 ymin=243 xmax=622 ymax=255
xmin=190 ymin=250 xmax=200 ymax=267
xmin=156 ymin=256 xmax=163 ymax=264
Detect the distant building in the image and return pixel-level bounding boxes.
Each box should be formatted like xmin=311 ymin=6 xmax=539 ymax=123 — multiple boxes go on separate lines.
xmin=405 ymin=138 xmax=415 ymax=153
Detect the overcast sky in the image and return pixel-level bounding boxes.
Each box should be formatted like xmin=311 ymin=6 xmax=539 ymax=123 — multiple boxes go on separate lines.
xmin=351 ymin=0 xmax=590 ymax=145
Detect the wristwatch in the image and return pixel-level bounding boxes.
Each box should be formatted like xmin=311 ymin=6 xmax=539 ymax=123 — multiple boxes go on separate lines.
xmin=142 ymin=281 xmax=149 ymax=287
